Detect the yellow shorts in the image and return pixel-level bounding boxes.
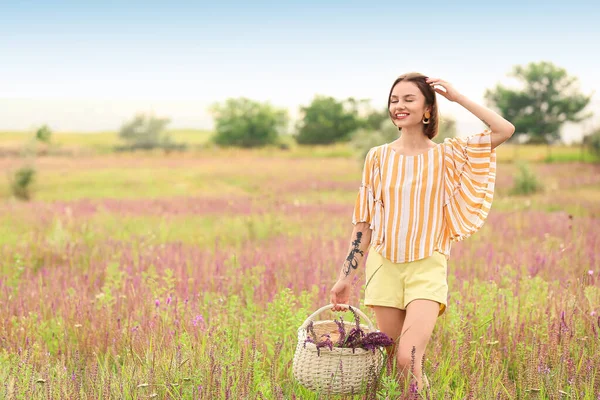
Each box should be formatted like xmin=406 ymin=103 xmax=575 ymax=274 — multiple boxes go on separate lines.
xmin=364 ymin=247 xmax=448 ymax=316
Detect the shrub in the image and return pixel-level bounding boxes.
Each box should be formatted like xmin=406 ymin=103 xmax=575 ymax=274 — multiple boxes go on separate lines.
xmin=117 ymin=114 xmax=185 ymax=152
xmin=583 ymin=128 xmax=600 ymax=160
xmin=295 ymin=96 xmax=363 ymax=145
xmin=510 ymin=161 xmax=543 ymax=195
xmin=210 ymin=98 xmax=288 ymax=148
xmin=35 ymin=125 xmax=52 ymax=144
xmin=9 ymin=165 xmax=36 ymax=200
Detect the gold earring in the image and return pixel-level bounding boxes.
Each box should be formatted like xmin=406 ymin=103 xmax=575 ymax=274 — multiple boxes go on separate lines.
xmin=423 ymin=111 xmax=431 ymax=125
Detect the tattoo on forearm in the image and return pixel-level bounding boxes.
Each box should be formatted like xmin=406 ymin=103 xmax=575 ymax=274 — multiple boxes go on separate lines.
xmin=481 ymin=119 xmax=491 ymax=128
xmin=342 ymin=232 xmax=364 ymax=277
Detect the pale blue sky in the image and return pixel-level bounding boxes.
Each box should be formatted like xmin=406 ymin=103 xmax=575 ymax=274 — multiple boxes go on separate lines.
xmin=1 ymin=1 xmax=599 ymax=142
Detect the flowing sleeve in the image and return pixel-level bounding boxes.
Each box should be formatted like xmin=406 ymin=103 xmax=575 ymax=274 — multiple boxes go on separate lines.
xmin=351 ymin=147 xmax=384 ymax=244
xmin=443 ymin=130 xmax=497 ymax=242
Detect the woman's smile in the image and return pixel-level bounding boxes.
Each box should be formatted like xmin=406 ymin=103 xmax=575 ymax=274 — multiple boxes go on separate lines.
xmin=394 ymin=112 xmax=410 ymax=120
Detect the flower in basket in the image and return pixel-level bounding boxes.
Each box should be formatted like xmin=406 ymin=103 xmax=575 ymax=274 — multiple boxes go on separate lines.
xmin=304 ymin=306 xmax=393 ymax=355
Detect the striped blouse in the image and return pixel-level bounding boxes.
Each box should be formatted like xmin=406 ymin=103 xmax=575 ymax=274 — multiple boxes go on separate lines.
xmin=352 ymin=130 xmax=497 ymax=263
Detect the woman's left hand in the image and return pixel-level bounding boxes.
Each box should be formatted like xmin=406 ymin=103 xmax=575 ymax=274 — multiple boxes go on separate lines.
xmin=426 ymin=77 xmax=463 ymax=103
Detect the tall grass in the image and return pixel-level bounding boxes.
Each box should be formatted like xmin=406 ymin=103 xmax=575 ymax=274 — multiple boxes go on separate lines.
xmin=0 ymin=152 xmax=599 ymax=398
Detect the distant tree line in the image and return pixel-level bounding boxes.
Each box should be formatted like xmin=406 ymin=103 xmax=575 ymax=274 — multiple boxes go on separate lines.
xmin=112 ymin=61 xmax=597 ymax=156
xmin=209 ymin=95 xmax=431 ymax=148
xmin=15 ymin=61 xmax=600 ymax=163
xmin=208 ymin=61 xmax=596 ymax=151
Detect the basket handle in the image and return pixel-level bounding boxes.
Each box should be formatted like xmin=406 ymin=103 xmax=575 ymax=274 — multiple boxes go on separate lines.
xmin=299 ymin=304 xmax=376 ymax=331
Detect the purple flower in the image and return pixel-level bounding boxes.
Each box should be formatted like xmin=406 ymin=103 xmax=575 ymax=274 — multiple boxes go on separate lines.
xmin=361 ymin=332 xmax=394 ymax=352
xmin=192 ymin=315 xmax=204 ymax=327
xmin=589 ymin=270 xmax=594 ymax=276
xmin=560 ymin=310 xmax=568 ymax=329
xmin=303 ymin=336 xmax=314 ymax=349
xmin=315 ymin=334 xmax=333 ymax=356
xmin=348 ymin=306 xmax=361 ymax=330
xmin=306 ymin=321 xmax=318 ymax=343
xmin=409 ymin=380 xmax=419 ymax=394
xmin=343 ymin=327 xmax=366 ymax=352
xmin=155 ymin=299 xmax=160 ymax=308
xmin=166 ymin=296 xmax=172 ymax=305
xmin=334 ymin=316 xmax=346 ymax=346
xmin=538 ymin=364 xmax=551 ymax=374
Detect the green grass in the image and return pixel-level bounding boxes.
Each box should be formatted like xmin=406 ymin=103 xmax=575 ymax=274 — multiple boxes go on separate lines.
xmin=1 ymin=150 xmax=599 ymax=398
xmin=5 ymin=212 xmax=307 ymax=248
xmin=2 ymin=205 xmax=345 ymax=250
xmin=544 ymin=151 xmax=600 ymax=163
xmin=3 ymin=130 xmax=598 ymax=163
xmin=0 ymin=167 xmax=251 ymax=201
xmin=496 ymin=142 xmax=597 ymax=163
xmin=0 ymin=129 xmax=214 ymax=153
xmin=0 ymin=214 xmax=34 ymax=246
xmin=2 ymin=156 xmax=599 ymax=220
xmin=168 ymin=129 xmax=215 ymax=145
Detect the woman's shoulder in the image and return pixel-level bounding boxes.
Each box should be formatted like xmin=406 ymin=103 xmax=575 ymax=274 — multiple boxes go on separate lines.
xmin=364 ymin=144 xmax=387 ymax=161
xmin=441 ymin=130 xmax=493 ymax=146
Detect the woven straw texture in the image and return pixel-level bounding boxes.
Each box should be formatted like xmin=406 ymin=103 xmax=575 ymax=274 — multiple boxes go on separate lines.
xmin=292 ymin=305 xmax=386 ymax=395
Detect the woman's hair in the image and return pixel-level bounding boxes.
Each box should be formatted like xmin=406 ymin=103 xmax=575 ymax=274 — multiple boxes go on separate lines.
xmin=387 ymin=72 xmax=439 ymax=140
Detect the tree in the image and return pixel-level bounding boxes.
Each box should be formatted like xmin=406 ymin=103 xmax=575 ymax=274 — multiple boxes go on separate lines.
xmin=210 ymin=98 xmax=288 ymax=148
xmin=363 ymin=107 xmax=390 ymax=131
xmin=485 ymin=61 xmax=592 ymax=144
xmin=9 ymin=166 xmax=36 ymax=200
xmin=295 ymin=95 xmax=364 ymax=145
xmin=118 ymin=113 xmax=174 ymax=150
xmin=35 ymin=125 xmax=52 ymax=144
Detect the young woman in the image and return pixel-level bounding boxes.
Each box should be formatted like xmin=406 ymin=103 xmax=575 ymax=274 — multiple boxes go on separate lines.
xmin=329 ymin=72 xmax=515 ymax=393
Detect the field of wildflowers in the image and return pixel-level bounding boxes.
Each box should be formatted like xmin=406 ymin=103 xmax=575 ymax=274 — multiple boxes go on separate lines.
xmin=1 ymin=147 xmax=599 ymax=399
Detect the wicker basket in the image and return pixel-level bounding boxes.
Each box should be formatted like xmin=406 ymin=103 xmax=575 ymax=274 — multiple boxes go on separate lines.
xmin=292 ymin=304 xmax=386 ymax=395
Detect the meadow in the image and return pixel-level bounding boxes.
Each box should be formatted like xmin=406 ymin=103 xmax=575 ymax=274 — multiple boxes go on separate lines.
xmin=1 ymin=131 xmax=599 ymax=399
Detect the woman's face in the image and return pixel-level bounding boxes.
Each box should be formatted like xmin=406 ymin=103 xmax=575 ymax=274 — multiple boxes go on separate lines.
xmin=389 ymin=80 xmax=430 ymax=129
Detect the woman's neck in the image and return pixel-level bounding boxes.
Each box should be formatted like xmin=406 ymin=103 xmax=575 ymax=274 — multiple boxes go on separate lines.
xmin=396 ymin=126 xmax=432 ymax=149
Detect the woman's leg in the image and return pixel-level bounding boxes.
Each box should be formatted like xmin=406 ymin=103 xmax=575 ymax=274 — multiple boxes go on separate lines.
xmin=371 ymin=306 xmax=406 ymax=368
xmin=395 ymin=299 xmax=439 ymax=392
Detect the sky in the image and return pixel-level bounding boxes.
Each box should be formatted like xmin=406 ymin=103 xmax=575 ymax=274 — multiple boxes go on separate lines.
xmin=1 ymin=0 xmax=599 ymax=142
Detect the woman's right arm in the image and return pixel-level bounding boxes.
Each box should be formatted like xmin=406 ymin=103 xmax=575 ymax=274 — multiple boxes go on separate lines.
xmin=330 ymin=222 xmax=372 ymax=311
xmin=331 ymin=147 xmax=377 ymax=310
xmin=338 ymin=222 xmax=372 ymax=280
